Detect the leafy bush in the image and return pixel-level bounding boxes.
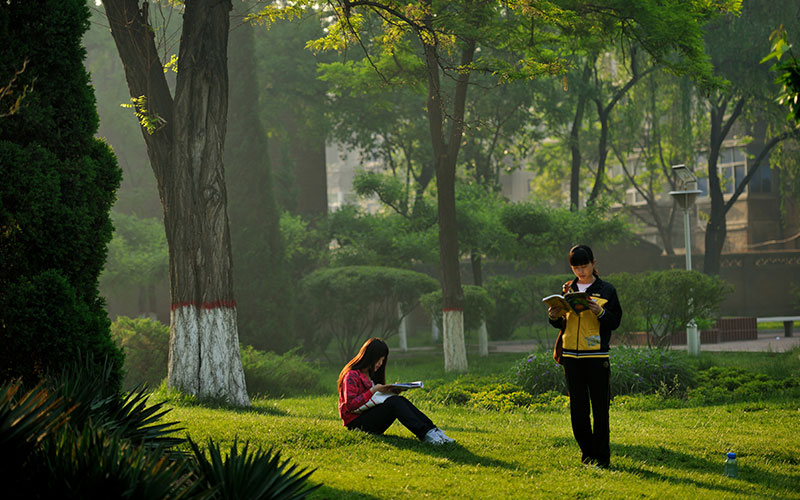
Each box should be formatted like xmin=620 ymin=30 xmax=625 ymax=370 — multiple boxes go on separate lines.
xmin=420 ymin=285 xmax=495 ymax=333
xmin=515 ymin=350 xmax=567 ymax=396
xmin=485 ymin=274 xmax=572 ymax=341
xmin=1 ymin=357 xmax=318 ymax=498
xmin=298 ymin=265 xmax=438 ymax=360
xmin=515 ymin=347 xmax=694 ymax=398
xmin=0 ymin=270 xmax=123 ymax=390
xmin=608 ymin=347 xmax=695 ymax=397
xmin=111 ymin=316 xmax=169 ymax=390
xmin=240 ymin=346 xmax=324 ymax=397
xmin=189 ymin=438 xmax=319 ymax=500
xmin=687 ymin=366 xmax=800 ymax=404
xmin=608 ymin=270 xmax=731 ymax=345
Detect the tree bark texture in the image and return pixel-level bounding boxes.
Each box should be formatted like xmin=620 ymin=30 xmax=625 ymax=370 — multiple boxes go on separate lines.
xmin=703 ymin=97 xmax=744 ymax=276
xmin=103 ymin=0 xmax=248 ymax=405
xmin=421 ymin=21 xmax=475 ymax=372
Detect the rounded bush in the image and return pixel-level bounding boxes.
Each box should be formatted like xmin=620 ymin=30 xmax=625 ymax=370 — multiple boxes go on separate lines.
xmin=110 ymin=316 xmax=169 ymax=390
xmin=240 ymin=346 xmax=323 ymax=397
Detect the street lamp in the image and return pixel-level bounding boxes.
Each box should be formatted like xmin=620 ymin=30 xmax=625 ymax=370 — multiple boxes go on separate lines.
xmin=669 ymin=164 xmax=702 ymax=356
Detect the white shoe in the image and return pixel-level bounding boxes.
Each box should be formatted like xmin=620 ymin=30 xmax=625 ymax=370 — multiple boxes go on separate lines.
xmin=434 ymin=427 xmax=455 ymax=443
xmin=423 ymin=428 xmax=444 ymax=444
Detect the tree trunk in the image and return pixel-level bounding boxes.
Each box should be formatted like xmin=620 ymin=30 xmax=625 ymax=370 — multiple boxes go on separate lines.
xmin=422 ymin=13 xmax=473 ymax=372
xmin=703 ymin=96 xmax=745 ymax=275
xmin=397 ymin=303 xmax=408 ymax=352
xmin=103 ymin=0 xmax=248 ymax=405
xmin=477 ymin=320 xmax=488 ymax=357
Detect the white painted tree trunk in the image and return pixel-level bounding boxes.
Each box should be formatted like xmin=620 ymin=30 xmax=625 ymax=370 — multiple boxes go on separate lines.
xmin=443 ymin=309 xmax=468 ymax=372
xmin=169 ymin=306 xmax=249 ymax=406
xmin=397 ymin=303 xmax=408 ymax=352
xmin=478 ymin=319 xmax=489 ymax=357
xmin=432 ymin=317 xmax=440 ymax=342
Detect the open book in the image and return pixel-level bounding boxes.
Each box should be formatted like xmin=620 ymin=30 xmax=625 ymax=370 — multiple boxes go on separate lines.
xmin=542 ymin=292 xmax=594 ymax=314
xmin=388 ymin=381 xmax=424 ymax=390
xmin=354 ymin=382 xmax=424 ymax=413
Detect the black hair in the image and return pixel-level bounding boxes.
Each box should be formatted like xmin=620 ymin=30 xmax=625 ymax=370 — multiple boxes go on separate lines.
xmin=569 ymin=244 xmax=599 ymax=276
xmin=338 ymin=338 xmax=389 ymax=390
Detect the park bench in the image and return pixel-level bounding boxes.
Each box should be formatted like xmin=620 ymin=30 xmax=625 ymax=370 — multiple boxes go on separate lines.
xmin=756 ymin=316 xmax=800 ymax=337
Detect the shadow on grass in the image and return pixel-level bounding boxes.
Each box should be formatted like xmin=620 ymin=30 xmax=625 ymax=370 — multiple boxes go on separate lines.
xmin=377 ymin=434 xmax=516 ymax=471
xmin=613 ymin=443 xmax=798 ymax=494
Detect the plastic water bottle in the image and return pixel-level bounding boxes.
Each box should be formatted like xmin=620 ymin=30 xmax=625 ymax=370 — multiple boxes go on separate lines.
xmin=724 ymin=452 xmax=738 ymax=478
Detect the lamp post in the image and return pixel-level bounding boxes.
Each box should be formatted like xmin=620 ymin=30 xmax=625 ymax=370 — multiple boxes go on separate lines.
xmin=669 ymin=165 xmax=702 ymax=356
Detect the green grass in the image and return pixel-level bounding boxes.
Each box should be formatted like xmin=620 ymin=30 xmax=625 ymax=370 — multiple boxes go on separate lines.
xmin=157 ymin=350 xmax=800 ymax=499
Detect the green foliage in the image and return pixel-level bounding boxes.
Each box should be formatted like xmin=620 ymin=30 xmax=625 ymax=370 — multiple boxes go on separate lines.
xmin=515 ymin=347 xmax=695 ymax=398
xmin=420 ymin=285 xmax=495 ymax=332
xmin=0 ymin=270 xmax=123 ymax=390
xmin=515 ymin=350 xmax=567 ymax=396
xmin=0 ymin=0 xmax=122 ymax=387
xmin=110 ymin=316 xmax=169 ymax=390
xmin=609 ymin=270 xmax=732 ymax=345
xmin=100 ymin=213 xmax=168 ymax=292
xmin=485 ymin=274 xmax=572 ymax=340
xmin=499 ymin=202 xmax=628 ymax=265
xmin=299 ymin=266 xmax=439 ymax=360
xmin=240 ymin=347 xmax=324 ymax=397
xmin=325 ymin=204 xmax=438 ymax=268
xmin=189 ymin=437 xmax=319 ymax=500
xmin=687 ymin=366 xmax=800 ymax=404
xmin=608 ymin=347 xmax=695 ymax=398
xmin=280 ymin=212 xmax=328 ymax=281
xmin=763 ymin=26 xmax=800 ymax=126
xmin=0 ymin=358 xmax=318 ymax=498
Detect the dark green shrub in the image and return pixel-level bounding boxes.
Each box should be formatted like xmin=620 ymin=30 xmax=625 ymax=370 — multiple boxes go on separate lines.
xmin=111 ymin=316 xmax=169 ymax=390
xmin=688 ymin=366 xmax=799 ymax=404
xmin=608 ymin=270 xmax=731 ymax=345
xmin=608 ymin=347 xmax=695 ymax=397
xmin=515 ymin=350 xmax=567 ymax=396
xmin=298 ymin=266 xmax=438 ymax=360
xmin=485 ymin=274 xmax=572 ymax=341
xmin=0 ymin=270 xmax=123 ymax=390
xmin=515 ymin=347 xmax=694 ymax=398
xmin=0 ymin=0 xmax=122 ymax=388
xmin=240 ymin=346 xmax=323 ymax=397
xmin=420 ymin=285 xmax=495 ymax=332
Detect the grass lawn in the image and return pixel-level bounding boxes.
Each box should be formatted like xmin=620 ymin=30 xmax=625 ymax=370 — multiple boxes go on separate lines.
xmin=159 ymin=351 xmax=800 ymax=499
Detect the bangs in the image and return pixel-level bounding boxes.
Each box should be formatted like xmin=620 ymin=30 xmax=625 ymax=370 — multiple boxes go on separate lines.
xmin=569 ymin=245 xmax=593 ymax=266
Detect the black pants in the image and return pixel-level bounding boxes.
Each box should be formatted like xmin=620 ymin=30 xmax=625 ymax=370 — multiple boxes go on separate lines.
xmin=346 ymin=395 xmax=435 ymax=440
xmin=562 ymin=357 xmax=610 ymax=466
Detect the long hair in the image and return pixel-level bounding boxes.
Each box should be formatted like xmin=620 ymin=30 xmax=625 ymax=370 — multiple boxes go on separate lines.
xmin=569 ymin=244 xmax=599 ymax=277
xmin=337 ymin=338 xmax=389 ymax=391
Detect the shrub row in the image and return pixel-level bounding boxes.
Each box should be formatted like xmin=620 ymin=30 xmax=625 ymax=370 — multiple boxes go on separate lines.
xmin=111 ymin=316 xmax=323 ymax=397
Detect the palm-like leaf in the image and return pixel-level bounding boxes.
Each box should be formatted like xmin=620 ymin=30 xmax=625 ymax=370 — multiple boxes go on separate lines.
xmin=0 ymin=381 xmax=72 ymax=461
xmin=189 ymin=437 xmax=319 ymax=500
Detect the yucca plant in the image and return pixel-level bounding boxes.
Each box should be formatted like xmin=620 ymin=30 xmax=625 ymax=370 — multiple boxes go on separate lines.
xmin=37 ymin=425 xmax=201 ymax=499
xmin=50 ymin=353 xmax=184 ymax=448
xmin=0 ymin=381 xmax=73 ymax=483
xmin=189 ymin=438 xmax=319 ymax=500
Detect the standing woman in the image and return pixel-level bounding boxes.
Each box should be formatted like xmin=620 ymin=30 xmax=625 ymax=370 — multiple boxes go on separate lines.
xmin=548 ymin=245 xmax=622 ymax=468
xmin=337 ymin=338 xmax=454 ymax=444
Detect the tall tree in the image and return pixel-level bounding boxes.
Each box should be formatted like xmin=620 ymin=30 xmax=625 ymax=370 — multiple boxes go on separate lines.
xmin=227 ymin=4 xmax=295 ymax=353
xmin=0 ymin=0 xmax=123 ymax=386
xmin=701 ymin=0 xmax=800 ymax=275
xmin=102 ymin=0 xmax=248 ymax=405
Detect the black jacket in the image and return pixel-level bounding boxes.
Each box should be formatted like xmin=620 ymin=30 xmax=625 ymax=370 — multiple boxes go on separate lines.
xmin=548 ymin=277 xmax=622 ymax=359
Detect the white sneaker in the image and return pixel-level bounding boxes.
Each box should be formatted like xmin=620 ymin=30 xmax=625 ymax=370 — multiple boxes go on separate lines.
xmin=434 ymin=427 xmax=455 ymax=443
xmin=423 ymin=428 xmax=444 ymax=444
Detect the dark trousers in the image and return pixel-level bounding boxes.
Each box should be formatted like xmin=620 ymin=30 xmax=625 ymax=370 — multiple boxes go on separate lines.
xmin=347 ymin=395 xmax=435 ymax=440
xmin=562 ymin=357 xmax=610 ymax=466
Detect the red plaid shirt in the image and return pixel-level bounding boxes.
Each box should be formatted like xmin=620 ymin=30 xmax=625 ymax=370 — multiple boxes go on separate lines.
xmin=338 ymin=369 xmax=375 ymax=426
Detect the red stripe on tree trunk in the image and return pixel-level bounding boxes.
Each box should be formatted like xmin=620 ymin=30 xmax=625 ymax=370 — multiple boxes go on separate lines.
xmin=442 ymin=308 xmax=464 ymax=312
xmin=171 ymin=300 xmax=237 ymax=311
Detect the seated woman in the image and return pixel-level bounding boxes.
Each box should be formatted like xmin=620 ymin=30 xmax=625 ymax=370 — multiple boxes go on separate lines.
xmin=337 ymin=337 xmax=454 ymax=444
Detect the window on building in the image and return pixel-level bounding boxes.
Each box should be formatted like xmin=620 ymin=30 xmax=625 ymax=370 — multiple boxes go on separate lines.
xmin=696 ymin=146 xmax=748 ymax=197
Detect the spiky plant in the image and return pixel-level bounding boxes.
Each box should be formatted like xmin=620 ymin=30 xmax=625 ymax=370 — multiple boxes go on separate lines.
xmin=189 ymin=437 xmax=319 ymax=500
